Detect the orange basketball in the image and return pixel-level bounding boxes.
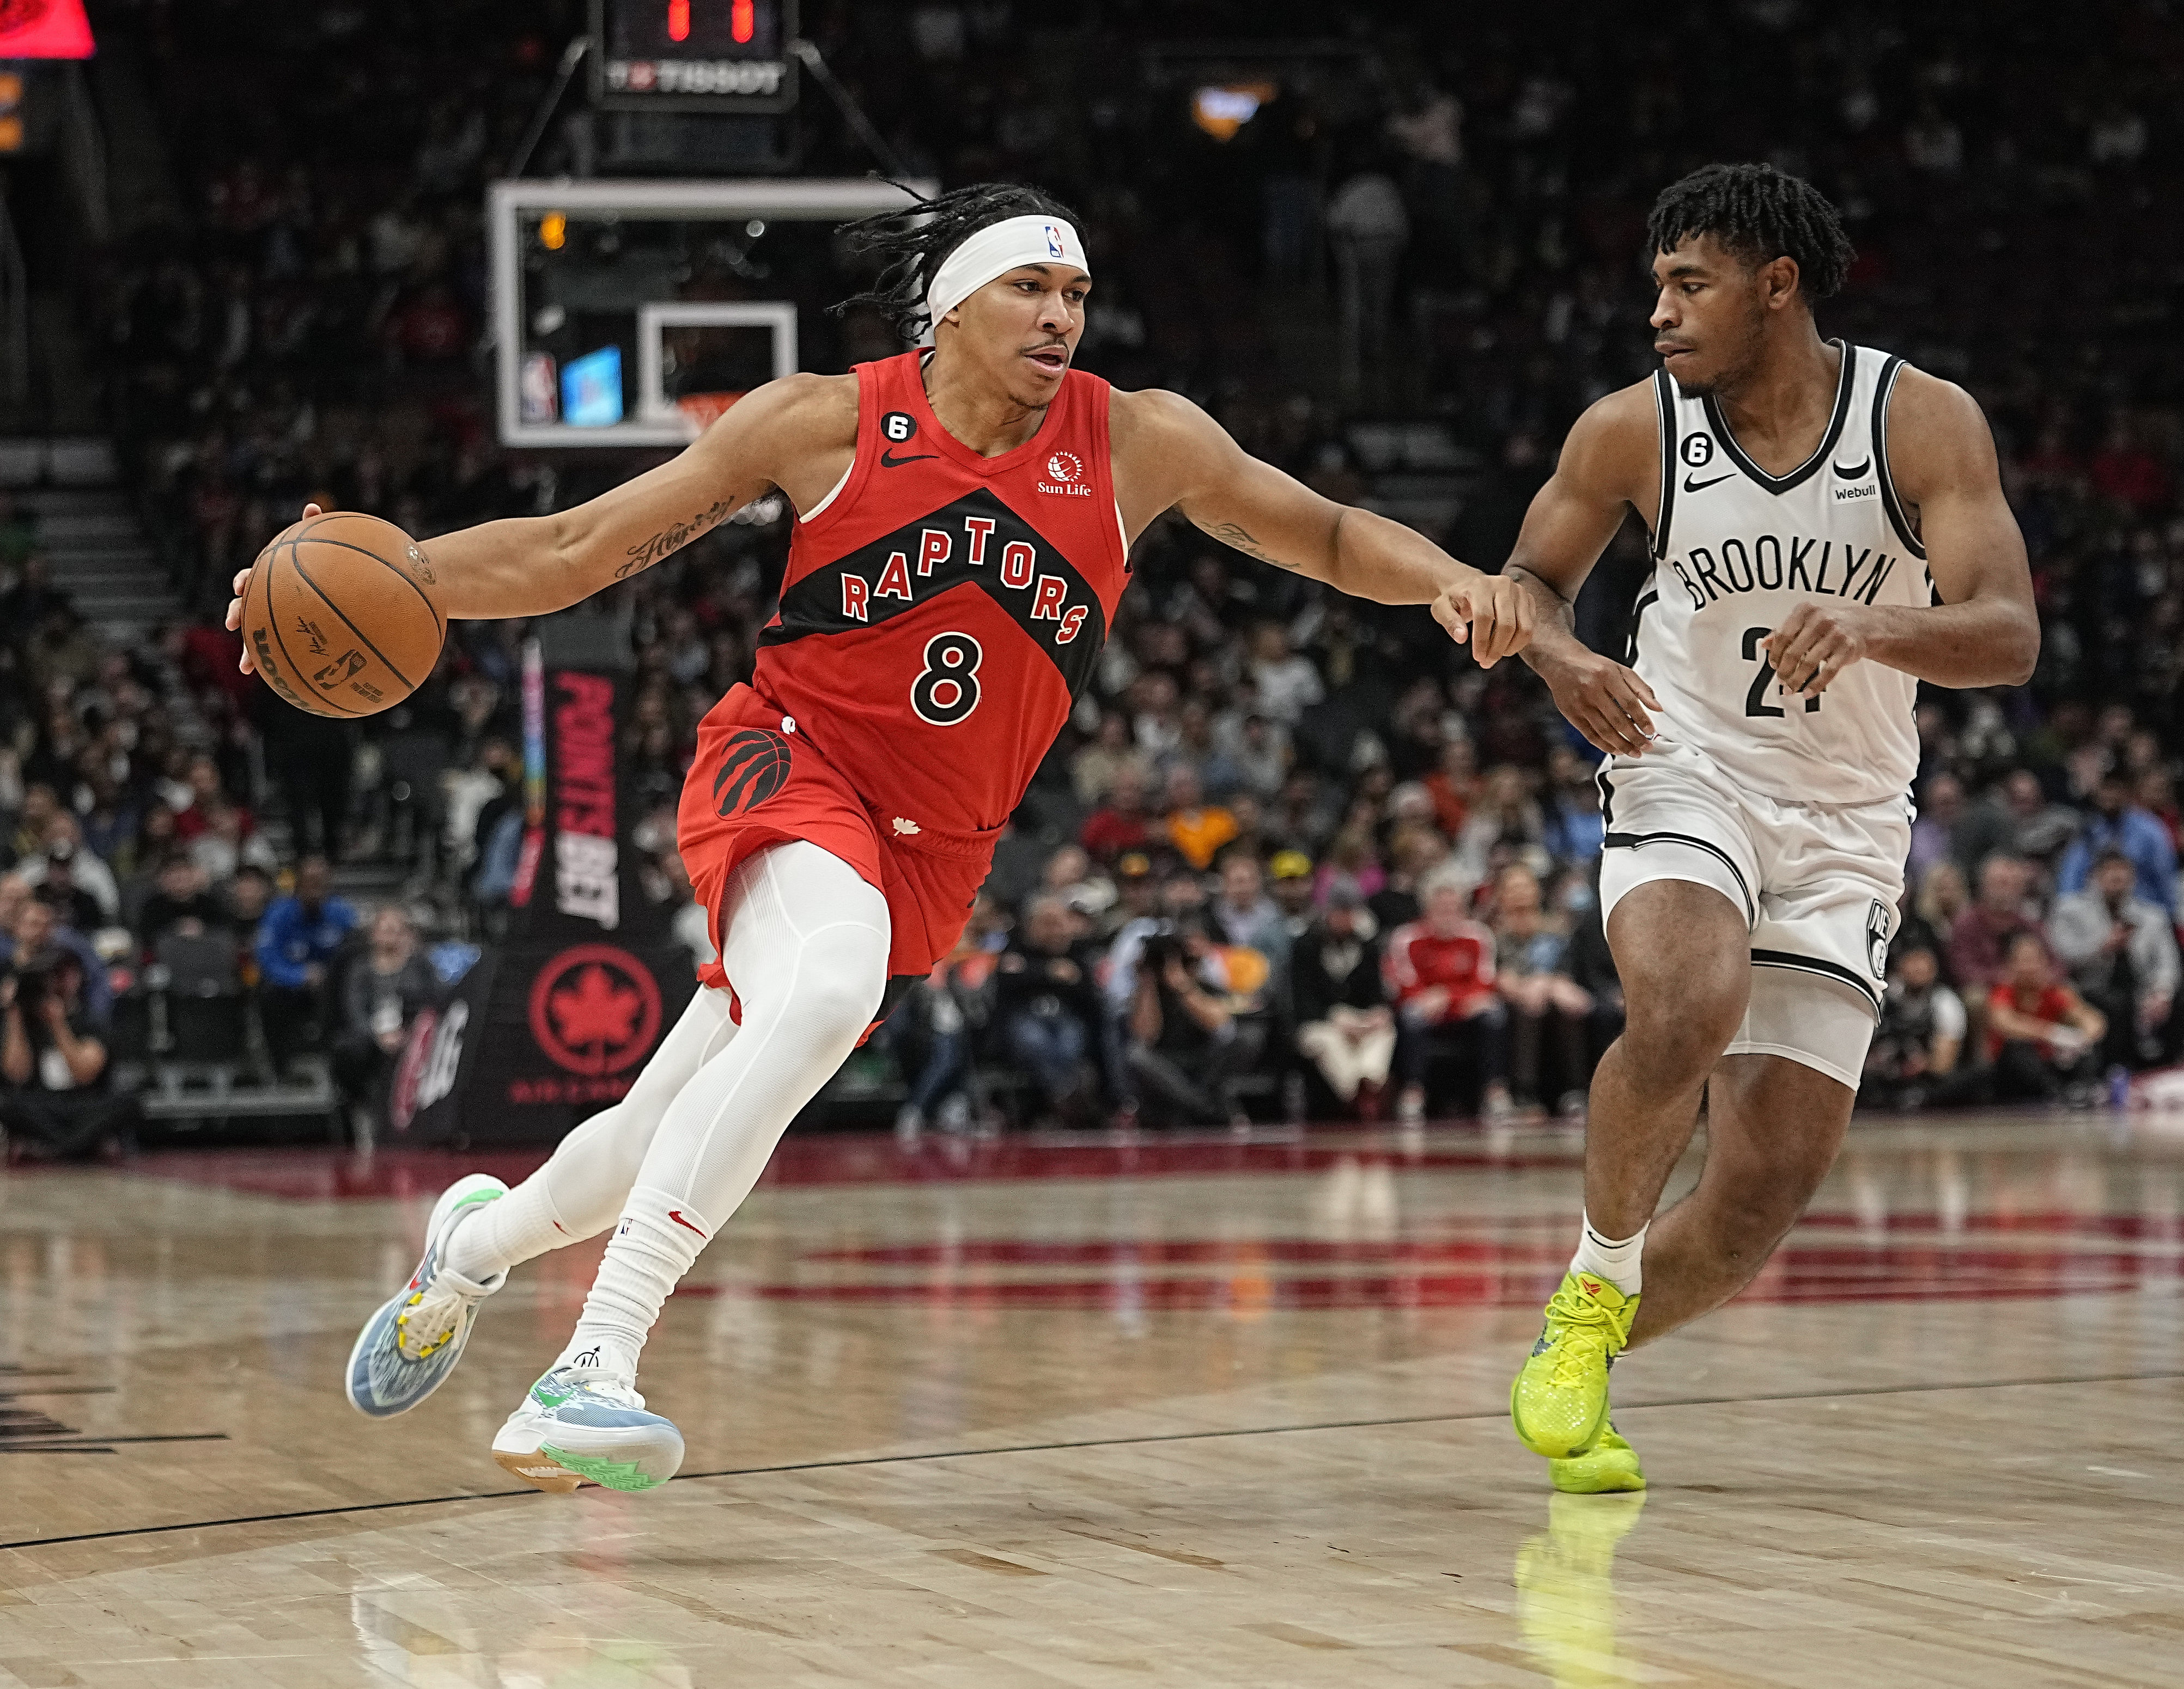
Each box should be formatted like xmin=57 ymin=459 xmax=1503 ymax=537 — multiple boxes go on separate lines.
xmin=241 ymin=512 xmax=445 ymax=718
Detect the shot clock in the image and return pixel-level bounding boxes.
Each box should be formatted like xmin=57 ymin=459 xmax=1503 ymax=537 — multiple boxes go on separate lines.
xmin=588 ymin=0 xmax=799 ymax=112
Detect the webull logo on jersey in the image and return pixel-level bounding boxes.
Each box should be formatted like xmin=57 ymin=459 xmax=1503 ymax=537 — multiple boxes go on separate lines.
xmin=1664 ymin=533 xmax=1903 ymax=614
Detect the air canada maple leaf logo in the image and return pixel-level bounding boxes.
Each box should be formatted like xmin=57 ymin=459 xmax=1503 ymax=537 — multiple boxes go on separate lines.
xmin=527 ymin=943 xmax=662 ymax=1076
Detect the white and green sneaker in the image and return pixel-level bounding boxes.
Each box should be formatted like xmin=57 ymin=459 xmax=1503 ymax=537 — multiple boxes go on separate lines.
xmin=344 ymin=1173 xmax=508 ymax=1419
xmin=491 ymin=1362 xmax=685 ymax=1494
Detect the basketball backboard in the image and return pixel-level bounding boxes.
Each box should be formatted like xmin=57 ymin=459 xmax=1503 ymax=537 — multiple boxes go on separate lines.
xmin=488 ymin=177 xmax=934 ymax=448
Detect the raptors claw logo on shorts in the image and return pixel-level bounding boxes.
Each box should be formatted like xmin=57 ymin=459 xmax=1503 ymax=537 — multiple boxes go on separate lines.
xmin=712 ymin=728 xmax=794 ymax=818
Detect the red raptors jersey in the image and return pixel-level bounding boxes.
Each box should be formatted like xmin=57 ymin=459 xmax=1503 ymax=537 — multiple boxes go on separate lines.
xmin=751 ymin=352 xmax=1130 ymax=836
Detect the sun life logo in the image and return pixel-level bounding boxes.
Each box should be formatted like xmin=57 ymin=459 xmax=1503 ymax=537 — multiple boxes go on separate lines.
xmin=1039 ymin=449 xmax=1091 ymax=496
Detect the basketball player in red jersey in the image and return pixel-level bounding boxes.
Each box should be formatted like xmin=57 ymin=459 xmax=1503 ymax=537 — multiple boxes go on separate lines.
xmin=233 ymin=184 xmax=1536 ymax=1493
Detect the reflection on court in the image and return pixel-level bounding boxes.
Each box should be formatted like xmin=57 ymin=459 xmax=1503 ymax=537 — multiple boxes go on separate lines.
xmin=2 ymin=1111 xmax=2182 ymax=1685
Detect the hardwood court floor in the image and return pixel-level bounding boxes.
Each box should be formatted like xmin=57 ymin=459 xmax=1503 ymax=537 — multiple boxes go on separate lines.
xmin=2 ymin=1112 xmax=2182 ymax=1686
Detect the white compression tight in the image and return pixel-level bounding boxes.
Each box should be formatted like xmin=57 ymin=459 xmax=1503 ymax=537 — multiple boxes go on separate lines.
xmin=444 ymin=840 xmax=890 ymax=1375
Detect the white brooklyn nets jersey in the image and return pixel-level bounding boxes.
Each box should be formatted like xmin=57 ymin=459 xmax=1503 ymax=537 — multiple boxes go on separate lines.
xmin=1627 ymin=341 xmax=1931 ymax=806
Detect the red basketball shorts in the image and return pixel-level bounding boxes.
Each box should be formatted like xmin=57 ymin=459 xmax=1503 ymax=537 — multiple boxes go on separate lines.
xmin=678 ymin=683 xmax=999 ymax=1036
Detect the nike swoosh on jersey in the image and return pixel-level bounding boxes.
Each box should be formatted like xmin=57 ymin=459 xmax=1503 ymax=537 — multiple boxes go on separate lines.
xmin=881 ymin=448 xmax=938 ymax=467
xmin=1682 ymin=471 xmax=1735 ymax=493
xmin=1832 ymin=457 xmax=1872 ymax=478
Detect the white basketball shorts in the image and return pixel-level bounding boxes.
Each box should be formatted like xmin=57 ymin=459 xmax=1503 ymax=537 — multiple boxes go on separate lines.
xmin=1595 ymin=743 xmax=1911 ymax=1090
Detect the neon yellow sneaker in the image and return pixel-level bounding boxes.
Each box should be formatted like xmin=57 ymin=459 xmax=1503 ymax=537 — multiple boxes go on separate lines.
xmin=1549 ymin=1422 xmax=1646 ymax=1493
xmin=1510 ymin=1271 xmax=1638 ymax=1459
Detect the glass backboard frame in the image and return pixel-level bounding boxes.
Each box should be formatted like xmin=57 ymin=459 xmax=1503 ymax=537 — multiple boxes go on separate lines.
xmin=488 ymin=177 xmax=934 ymax=448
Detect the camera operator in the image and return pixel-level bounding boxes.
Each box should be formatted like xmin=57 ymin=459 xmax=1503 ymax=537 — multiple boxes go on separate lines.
xmin=1126 ymin=922 xmax=1245 ymax=1127
xmin=1 ymin=946 xmax=136 ymax=1162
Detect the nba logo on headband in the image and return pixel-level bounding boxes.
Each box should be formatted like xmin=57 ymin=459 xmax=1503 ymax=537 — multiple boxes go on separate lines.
xmin=1043 ymin=223 xmax=1064 ymax=259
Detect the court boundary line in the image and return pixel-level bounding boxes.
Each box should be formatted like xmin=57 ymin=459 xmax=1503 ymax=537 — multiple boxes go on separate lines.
xmin=6 ymin=1365 xmax=2181 ymax=1553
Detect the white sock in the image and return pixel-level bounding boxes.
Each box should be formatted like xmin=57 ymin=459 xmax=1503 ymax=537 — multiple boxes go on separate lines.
xmin=1570 ymin=1211 xmax=1646 ymax=1296
xmin=557 ymin=1185 xmax=713 ymax=1377
xmin=440 ymin=992 xmax=743 ymax=1283
xmin=443 ymin=1177 xmax=573 ymax=1283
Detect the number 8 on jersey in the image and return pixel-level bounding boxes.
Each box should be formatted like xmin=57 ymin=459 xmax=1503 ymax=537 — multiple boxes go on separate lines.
xmin=911 ymin=632 xmax=983 ymax=726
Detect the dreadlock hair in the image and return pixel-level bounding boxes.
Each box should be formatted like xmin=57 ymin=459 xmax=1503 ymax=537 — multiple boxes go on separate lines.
xmin=1645 ymin=163 xmax=1855 ymax=301
xmin=832 ymin=180 xmax=1084 ymax=344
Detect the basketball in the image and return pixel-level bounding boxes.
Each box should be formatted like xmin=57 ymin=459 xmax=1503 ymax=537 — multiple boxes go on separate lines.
xmin=240 ymin=511 xmax=445 ymax=718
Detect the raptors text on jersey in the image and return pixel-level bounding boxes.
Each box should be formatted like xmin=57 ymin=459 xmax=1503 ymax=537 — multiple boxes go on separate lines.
xmin=1626 ymin=342 xmax=1932 ymax=805
xmin=749 ymin=352 xmax=1131 ymax=836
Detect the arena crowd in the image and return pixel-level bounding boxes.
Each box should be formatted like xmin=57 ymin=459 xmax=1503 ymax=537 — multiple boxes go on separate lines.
xmin=3 ymin=1 xmax=2181 ymax=1152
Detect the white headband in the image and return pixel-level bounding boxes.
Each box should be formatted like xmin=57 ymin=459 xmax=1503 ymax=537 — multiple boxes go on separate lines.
xmin=925 ymin=214 xmax=1090 ymax=329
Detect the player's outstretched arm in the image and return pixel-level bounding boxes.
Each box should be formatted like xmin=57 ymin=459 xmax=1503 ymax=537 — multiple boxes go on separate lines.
xmin=225 ymin=374 xmax=851 ymax=668
xmin=1502 ymin=384 xmax=1664 ymax=757
xmin=1765 ymin=370 xmax=2038 ymax=695
xmin=1112 ymin=388 xmax=1533 ymax=665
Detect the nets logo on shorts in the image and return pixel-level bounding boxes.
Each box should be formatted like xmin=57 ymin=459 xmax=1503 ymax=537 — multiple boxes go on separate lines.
xmin=1866 ymin=898 xmax=1893 ymax=979
xmin=712 ymin=727 xmax=794 ymax=818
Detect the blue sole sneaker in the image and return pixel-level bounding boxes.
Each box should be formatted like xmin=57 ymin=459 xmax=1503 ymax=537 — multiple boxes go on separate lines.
xmin=343 ymin=1173 xmax=509 ymax=1418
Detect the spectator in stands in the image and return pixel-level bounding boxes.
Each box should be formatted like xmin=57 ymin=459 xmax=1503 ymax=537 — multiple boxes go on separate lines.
xmin=2057 ymin=766 xmax=2178 ymax=917
xmin=2049 ymin=848 xmax=2180 ymax=1070
xmin=136 ymin=852 xmax=227 ymax=953
xmin=1949 ymin=855 xmax=2041 ymax=1047
xmin=993 ymin=892 xmax=1104 ymax=1125
xmin=1985 ymin=931 xmax=2106 ymax=1103
xmin=1162 ymin=764 xmax=1238 ymax=871
xmin=885 ymin=965 xmax=977 ymax=1141
xmin=1864 ymin=943 xmax=1968 ymax=1108
xmin=1541 ymin=747 xmax=1604 ymax=870
xmin=0 ymin=941 xmax=135 ymax=1162
xmin=1247 ymin=622 xmax=1324 ymax=724
xmin=1210 ymin=849 xmax=1289 ymax=969
xmin=1371 ymin=824 xmax=1446 ymax=931
xmin=17 ymin=819 xmax=119 ymax=926
xmin=1385 ymin=873 xmax=1510 ymax=1123
xmin=1268 ymin=849 xmax=1317 ymax=937
xmin=1079 ymin=767 xmax=1154 ymax=865
xmin=256 ymin=854 xmax=357 ymax=1073
xmin=1125 ymin=925 xmax=1244 ymax=1127
xmin=1966 ymin=769 xmax=2079 ymax=870
xmin=29 ymin=837 xmax=105 ymax=937
xmin=0 ymin=889 xmax=112 ymax=1025
xmin=332 ymin=907 xmax=439 ymax=1132
xmin=1098 ymin=851 xmax=1157 ymax=941
xmin=1292 ymin=886 xmax=1393 ymax=1117
xmin=1455 ymin=765 xmax=1545 ymax=884
xmin=1908 ymin=771 xmax=1969 ymax=886
xmin=1491 ymin=864 xmax=1593 ymax=1117
xmin=1072 ymin=712 xmax=1149 ymax=807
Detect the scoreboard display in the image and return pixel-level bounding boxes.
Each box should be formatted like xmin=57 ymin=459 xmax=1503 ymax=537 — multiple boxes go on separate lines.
xmin=588 ymin=0 xmax=799 ymax=112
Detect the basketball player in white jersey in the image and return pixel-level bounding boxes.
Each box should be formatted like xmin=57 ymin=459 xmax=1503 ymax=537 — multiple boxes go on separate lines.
xmin=1502 ymin=165 xmax=2037 ymax=1492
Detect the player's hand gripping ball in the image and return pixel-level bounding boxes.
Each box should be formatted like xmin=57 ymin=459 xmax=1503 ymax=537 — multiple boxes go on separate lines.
xmin=232 ymin=508 xmax=445 ymax=718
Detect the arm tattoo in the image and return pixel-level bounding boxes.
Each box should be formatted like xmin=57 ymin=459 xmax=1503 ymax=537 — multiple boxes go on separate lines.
xmin=1197 ymin=517 xmax=1299 ymax=572
xmin=615 ymin=498 xmax=737 ymax=580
